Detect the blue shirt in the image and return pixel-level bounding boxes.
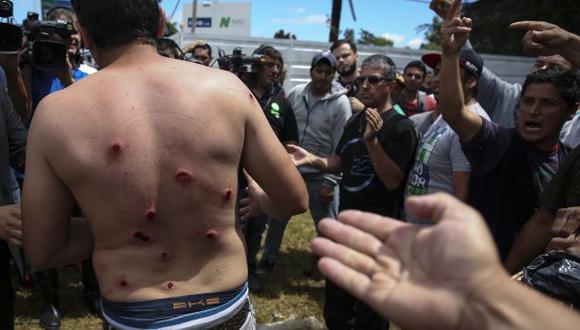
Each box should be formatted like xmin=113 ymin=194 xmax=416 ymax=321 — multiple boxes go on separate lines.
xmin=31 ymin=67 xmax=89 ymax=110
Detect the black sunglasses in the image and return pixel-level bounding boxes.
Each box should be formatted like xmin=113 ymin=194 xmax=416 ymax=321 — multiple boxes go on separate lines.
xmin=355 ymin=75 xmax=390 ymax=85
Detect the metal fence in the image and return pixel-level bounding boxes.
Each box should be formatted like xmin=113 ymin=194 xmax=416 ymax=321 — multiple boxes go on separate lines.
xmin=174 ymin=32 xmax=536 ymax=91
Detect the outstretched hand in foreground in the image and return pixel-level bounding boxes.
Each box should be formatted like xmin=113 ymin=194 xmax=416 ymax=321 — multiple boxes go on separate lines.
xmin=311 ymin=193 xmax=504 ymax=329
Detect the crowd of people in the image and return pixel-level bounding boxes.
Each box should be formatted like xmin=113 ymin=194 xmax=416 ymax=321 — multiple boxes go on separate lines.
xmin=0 ymin=0 xmax=579 ymax=329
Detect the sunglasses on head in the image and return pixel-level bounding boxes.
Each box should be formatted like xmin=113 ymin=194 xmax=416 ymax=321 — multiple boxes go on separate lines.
xmin=356 ymin=75 xmax=389 ymax=85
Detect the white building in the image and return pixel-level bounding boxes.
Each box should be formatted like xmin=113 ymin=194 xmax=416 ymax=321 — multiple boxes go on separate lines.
xmin=182 ymin=1 xmax=251 ymax=37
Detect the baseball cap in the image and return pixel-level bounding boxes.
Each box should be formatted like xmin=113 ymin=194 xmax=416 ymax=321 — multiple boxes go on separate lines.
xmin=422 ymin=49 xmax=483 ymax=79
xmin=311 ymin=49 xmax=337 ymax=69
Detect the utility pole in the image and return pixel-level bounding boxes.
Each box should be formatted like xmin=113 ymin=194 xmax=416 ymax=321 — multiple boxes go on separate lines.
xmin=191 ymin=0 xmax=198 ymax=33
xmin=329 ymin=0 xmax=342 ymax=42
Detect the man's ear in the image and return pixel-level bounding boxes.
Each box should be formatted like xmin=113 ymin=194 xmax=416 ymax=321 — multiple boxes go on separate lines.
xmin=157 ymin=8 xmax=167 ymax=38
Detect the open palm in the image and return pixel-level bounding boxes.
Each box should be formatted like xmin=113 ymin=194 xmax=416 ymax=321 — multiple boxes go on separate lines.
xmin=311 ymin=194 xmax=505 ymax=329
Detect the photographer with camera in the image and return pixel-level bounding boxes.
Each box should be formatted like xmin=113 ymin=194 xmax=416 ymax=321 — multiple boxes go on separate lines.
xmin=23 ymin=7 xmax=99 ymax=329
xmin=28 ymin=6 xmax=96 ymax=116
xmin=239 ymin=45 xmax=298 ymax=291
xmin=0 ymin=0 xmax=30 ymax=120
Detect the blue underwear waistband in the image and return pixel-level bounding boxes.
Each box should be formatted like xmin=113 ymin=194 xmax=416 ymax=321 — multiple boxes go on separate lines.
xmin=101 ymin=282 xmax=249 ymax=329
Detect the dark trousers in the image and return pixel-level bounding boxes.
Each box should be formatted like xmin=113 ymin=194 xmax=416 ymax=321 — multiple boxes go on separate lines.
xmin=0 ymin=242 xmax=15 ymax=330
xmin=241 ymin=215 xmax=269 ymax=272
xmin=324 ymin=279 xmax=389 ymax=330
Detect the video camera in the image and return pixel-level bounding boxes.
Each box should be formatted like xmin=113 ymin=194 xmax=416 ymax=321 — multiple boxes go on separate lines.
xmin=22 ymin=12 xmax=77 ymax=70
xmin=0 ymin=0 xmax=22 ymax=53
xmin=0 ymin=1 xmax=76 ymax=70
xmin=217 ymin=47 xmax=263 ymax=87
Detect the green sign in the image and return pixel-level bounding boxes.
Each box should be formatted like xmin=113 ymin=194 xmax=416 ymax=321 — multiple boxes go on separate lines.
xmin=219 ymin=17 xmax=231 ymax=28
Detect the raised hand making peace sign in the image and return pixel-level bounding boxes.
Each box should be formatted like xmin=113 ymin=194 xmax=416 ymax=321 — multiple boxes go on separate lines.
xmin=440 ymin=0 xmax=472 ymax=56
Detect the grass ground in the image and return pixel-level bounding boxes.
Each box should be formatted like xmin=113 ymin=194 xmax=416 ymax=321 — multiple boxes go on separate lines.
xmin=14 ymin=212 xmax=325 ymax=329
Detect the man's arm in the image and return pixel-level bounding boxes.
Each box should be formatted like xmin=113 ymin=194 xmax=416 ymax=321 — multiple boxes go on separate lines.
xmin=22 ymin=98 xmax=93 ymax=270
xmin=0 ymin=204 xmax=22 ymax=246
xmin=504 ymin=208 xmax=554 ymax=274
xmin=1 ymin=88 xmax=27 ymax=172
xmin=430 ymin=0 xmax=521 ymax=128
xmin=511 ymin=21 xmax=580 ymax=69
xmin=238 ymin=80 xmax=308 ymax=219
xmin=363 ymin=109 xmax=410 ymax=190
xmin=312 ymin=191 xmax=580 ymax=330
xmin=452 ymin=171 xmax=469 ymax=201
xmin=0 ymin=53 xmax=31 ymax=120
xmin=438 ymin=1 xmax=483 ymax=143
xmin=286 ymin=144 xmax=343 ymax=173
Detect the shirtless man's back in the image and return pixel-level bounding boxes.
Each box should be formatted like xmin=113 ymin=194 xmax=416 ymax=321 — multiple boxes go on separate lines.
xmin=22 ymin=1 xmax=307 ymax=329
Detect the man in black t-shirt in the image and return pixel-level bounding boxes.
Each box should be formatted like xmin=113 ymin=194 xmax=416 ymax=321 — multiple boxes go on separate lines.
xmin=289 ymin=54 xmax=417 ymax=330
xmin=239 ymin=45 xmax=299 ymax=291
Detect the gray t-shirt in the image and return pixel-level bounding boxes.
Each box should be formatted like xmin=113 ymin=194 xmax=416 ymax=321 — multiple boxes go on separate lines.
xmin=410 ymin=111 xmax=437 ymax=138
xmin=404 ymin=103 xmax=489 ymax=223
xmin=560 ymin=111 xmax=580 ymax=149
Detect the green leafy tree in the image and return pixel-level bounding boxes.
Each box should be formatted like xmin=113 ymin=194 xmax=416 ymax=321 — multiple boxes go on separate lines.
xmin=344 ymin=28 xmax=355 ymax=44
xmin=417 ymin=17 xmax=442 ymax=50
xmin=358 ymin=29 xmax=393 ymax=47
xmin=165 ymin=21 xmax=178 ymax=36
xmin=274 ymin=29 xmax=297 ymax=40
xmin=463 ymin=0 xmax=580 ymax=55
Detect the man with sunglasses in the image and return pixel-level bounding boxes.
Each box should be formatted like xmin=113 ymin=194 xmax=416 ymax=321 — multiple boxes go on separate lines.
xmin=397 ymin=60 xmax=437 ymax=117
xmin=288 ymin=54 xmax=417 ymax=330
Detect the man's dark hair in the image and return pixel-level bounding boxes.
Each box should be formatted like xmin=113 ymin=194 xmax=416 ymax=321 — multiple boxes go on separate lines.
xmin=253 ymin=44 xmax=283 ymax=67
xmin=192 ymin=43 xmax=212 ymax=57
xmin=157 ymin=38 xmax=183 ymax=60
xmin=330 ymin=39 xmax=357 ymax=54
xmin=361 ymin=55 xmax=396 ymax=81
xmin=522 ymin=68 xmax=580 ymax=106
xmin=71 ymin=0 xmax=160 ymax=49
xmin=404 ymin=60 xmax=427 ymax=78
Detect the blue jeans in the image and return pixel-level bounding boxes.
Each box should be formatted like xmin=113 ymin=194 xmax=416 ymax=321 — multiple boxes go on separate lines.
xmin=304 ymin=175 xmax=339 ymax=234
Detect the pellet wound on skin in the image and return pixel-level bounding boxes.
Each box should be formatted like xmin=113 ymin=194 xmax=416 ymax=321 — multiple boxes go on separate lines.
xmin=205 ymin=229 xmax=218 ymax=239
xmin=133 ymin=230 xmax=151 ymax=242
xmin=145 ymin=208 xmax=156 ymax=220
xmin=175 ymin=170 xmax=194 ymax=183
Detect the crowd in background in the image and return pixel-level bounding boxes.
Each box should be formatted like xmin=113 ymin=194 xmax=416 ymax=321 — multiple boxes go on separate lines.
xmin=0 ymin=0 xmax=579 ymax=329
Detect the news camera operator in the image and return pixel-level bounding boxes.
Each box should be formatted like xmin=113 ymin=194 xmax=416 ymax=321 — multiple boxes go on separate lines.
xmin=234 ymin=45 xmax=299 ymax=291
xmin=0 ymin=0 xmax=30 ymax=120
xmin=20 ymin=6 xmax=98 ymax=329
xmin=27 ymin=6 xmax=96 ymax=117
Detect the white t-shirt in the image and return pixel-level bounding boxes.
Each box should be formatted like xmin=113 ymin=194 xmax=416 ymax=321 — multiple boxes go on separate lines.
xmin=404 ymin=103 xmax=489 ymax=223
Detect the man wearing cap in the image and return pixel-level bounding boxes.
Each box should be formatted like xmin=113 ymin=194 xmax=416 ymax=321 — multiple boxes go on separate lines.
xmin=286 ymin=50 xmax=351 ymax=274
xmin=435 ymin=1 xmax=579 ymax=259
xmin=404 ymin=49 xmax=489 ymax=224
xmin=289 ymin=54 xmax=417 ymax=329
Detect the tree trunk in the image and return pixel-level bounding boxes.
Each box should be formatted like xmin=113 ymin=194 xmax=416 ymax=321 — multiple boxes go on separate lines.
xmin=329 ymin=0 xmax=342 ymax=42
